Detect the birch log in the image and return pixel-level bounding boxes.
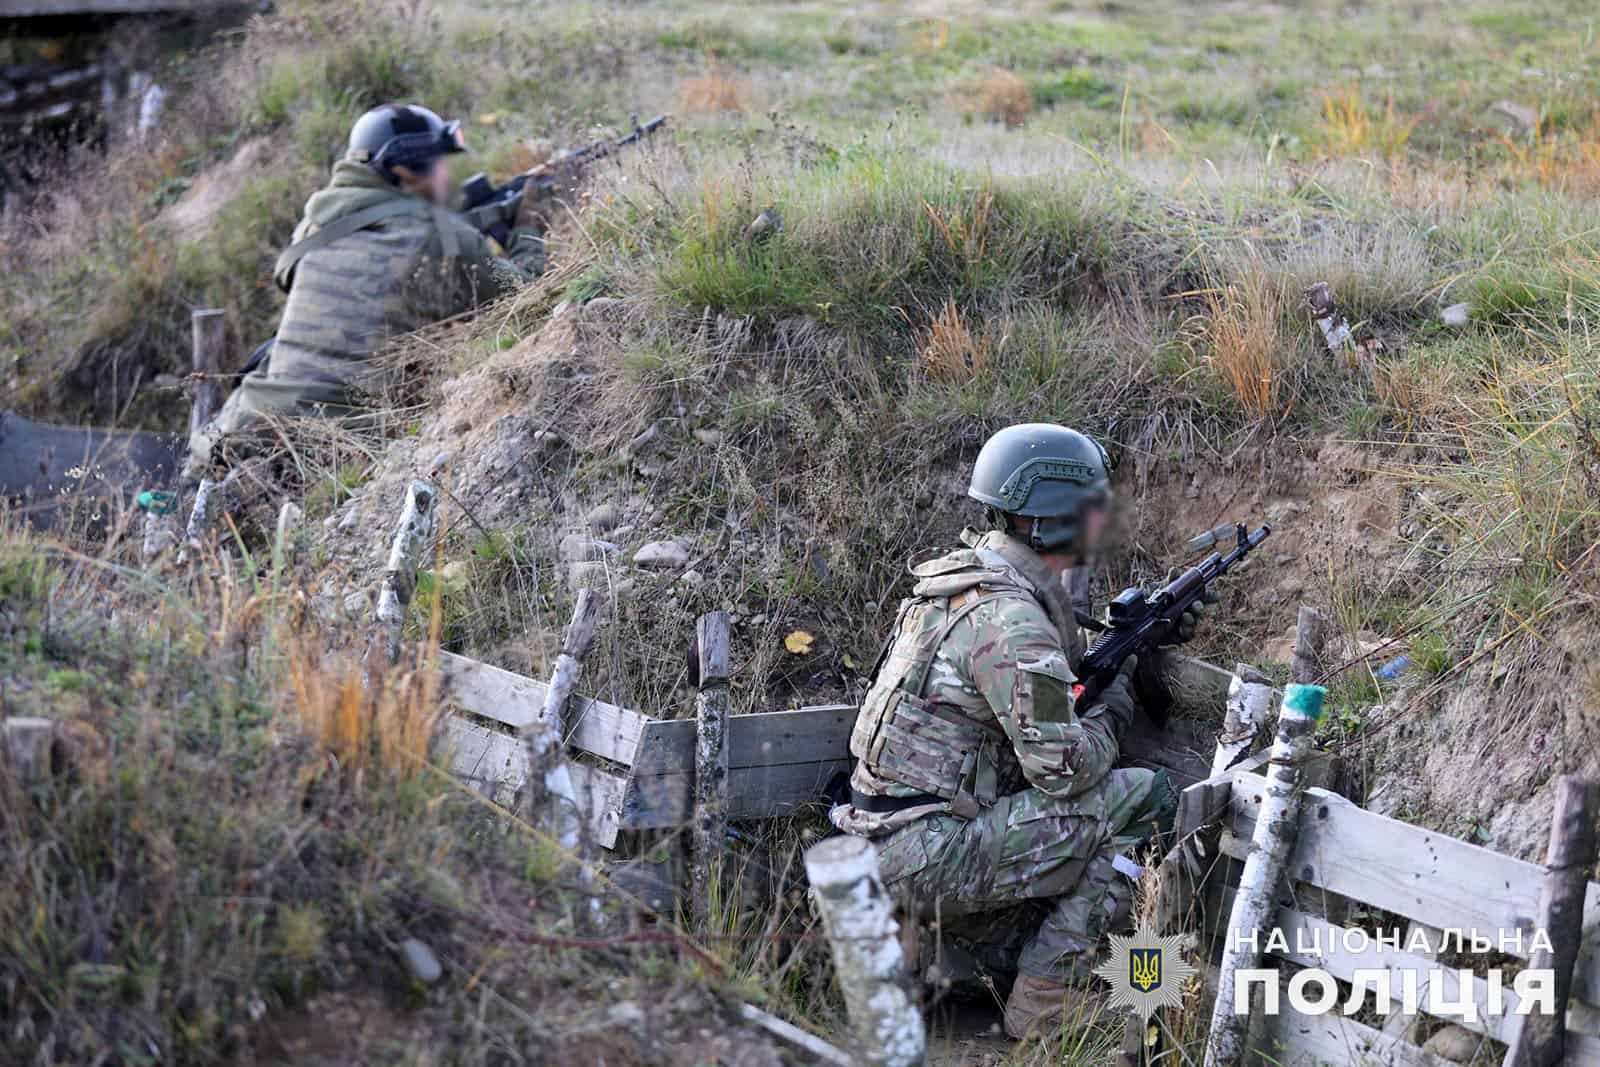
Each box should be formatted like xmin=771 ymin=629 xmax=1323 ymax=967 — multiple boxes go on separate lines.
xmin=178 ymin=475 xmax=220 ymax=558
xmin=1503 ymin=776 xmax=1600 ymax=1067
xmin=1211 ymin=663 xmax=1274 ymax=775
xmin=691 ymin=611 xmax=731 ymax=929
xmin=804 ymin=835 xmax=926 ymax=1067
xmin=523 ymin=587 xmax=601 ymax=860
xmin=1203 ymin=606 xmax=1328 ymax=1067
xmin=367 ymin=480 xmax=438 ymax=670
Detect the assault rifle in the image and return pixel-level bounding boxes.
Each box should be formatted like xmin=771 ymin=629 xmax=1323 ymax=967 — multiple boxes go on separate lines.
xmin=1074 ymin=522 xmax=1271 ymax=727
xmin=458 ymin=114 xmax=669 ymax=244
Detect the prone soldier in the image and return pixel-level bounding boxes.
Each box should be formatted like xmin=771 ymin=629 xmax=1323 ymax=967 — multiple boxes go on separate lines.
xmin=181 ymin=103 xmax=563 ymax=482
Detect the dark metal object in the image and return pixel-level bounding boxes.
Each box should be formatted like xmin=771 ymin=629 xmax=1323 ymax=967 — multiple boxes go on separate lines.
xmin=1076 ymin=523 xmax=1272 ymax=725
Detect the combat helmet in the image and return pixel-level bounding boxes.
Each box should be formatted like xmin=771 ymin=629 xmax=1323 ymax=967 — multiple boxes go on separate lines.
xmin=346 ymin=104 xmax=467 ymax=182
xmin=967 ymin=423 xmax=1111 ymax=553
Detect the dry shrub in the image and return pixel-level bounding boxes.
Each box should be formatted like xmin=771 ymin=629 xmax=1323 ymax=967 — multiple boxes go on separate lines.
xmin=1496 ymin=117 xmax=1600 ymax=196
xmin=288 ymin=639 xmax=440 ymax=774
xmin=681 ymin=71 xmax=745 ymax=114
xmin=920 ymin=298 xmax=989 ymax=381
xmin=978 ymin=69 xmax=1033 ymax=128
xmin=1202 ymin=278 xmax=1285 ymax=417
xmin=1318 ymin=85 xmax=1418 ymax=159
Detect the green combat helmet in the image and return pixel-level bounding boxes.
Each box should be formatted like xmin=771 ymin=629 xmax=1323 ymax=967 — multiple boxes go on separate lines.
xmin=967 ymin=423 xmax=1111 ymax=553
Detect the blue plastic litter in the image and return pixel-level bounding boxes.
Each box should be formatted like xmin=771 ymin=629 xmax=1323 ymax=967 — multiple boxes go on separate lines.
xmin=1376 ymin=655 xmax=1412 ymax=681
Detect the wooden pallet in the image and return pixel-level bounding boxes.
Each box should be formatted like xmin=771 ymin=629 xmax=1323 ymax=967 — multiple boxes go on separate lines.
xmin=1173 ymin=768 xmax=1600 ymax=1065
xmin=433 ymin=649 xmax=1236 ymax=850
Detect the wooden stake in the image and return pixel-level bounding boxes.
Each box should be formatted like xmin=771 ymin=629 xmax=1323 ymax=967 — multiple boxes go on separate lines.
xmin=691 ymin=610 xmax=730 ymax=929
xmin=1503 ymin=776 xmax=1600 ymax=1067
xmin=804 ymin=835 xmax=926 ymax=1067
xmin=523 ymin=588 xmax=602 ymax=863
xmin=2 ymin=717 xmax=64 ymax=783
xmin=366 ymin=480 xmax=438 ymax=672
xmin=1203 ymin=605 xmax=1327 ymax=1067
xmin=189 ymin=308 xmax=226 ymax=440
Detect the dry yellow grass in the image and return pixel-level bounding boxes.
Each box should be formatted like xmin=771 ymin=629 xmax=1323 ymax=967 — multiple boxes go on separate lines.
xmin=1496 ymin=118 xmax=1600 ymax=196
xmin=681 ymin=71 xmax=745 ymax=114
xmin=920 ymin=298 xmax=989 ymax=382
xmin=1318 ymin=85 xmax=1419 ymax=159
xmin=288 ymin=639 xmax=441 ymax=774
xmin=978 ymin=69 xmax=1033 ymax=128
xmin=1203 ymin=280 xmax=1284 ymax=417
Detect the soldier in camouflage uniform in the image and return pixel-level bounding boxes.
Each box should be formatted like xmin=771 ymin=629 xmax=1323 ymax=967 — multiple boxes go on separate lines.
xmin=831 ymin=423 xmax=1207 ymax=1039
xmin=182 ymin=104 xmax=555 ymax=480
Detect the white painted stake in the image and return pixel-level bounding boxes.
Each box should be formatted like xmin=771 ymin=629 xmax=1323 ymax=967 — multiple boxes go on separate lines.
xmin=804 ymin=835 xmax=926 ymax=1067
xmin=368 ymin=480 xmax=439 ymax=668
xmin=1204 ymin=606 xmax=1327 ymax=1067
xmin=1211 ymin=662 xmax=1275 ymax=776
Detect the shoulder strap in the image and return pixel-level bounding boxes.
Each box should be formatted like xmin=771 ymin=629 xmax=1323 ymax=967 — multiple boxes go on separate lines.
xmin=273 ymin=199 xmax=425 ymax=292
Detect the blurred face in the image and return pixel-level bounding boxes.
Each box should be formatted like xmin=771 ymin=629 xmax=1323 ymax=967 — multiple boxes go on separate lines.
xmin=395 ymin=159 xmax=453 ymax=204
xmin=1080 ymin=502 xmax=1113 ymax=554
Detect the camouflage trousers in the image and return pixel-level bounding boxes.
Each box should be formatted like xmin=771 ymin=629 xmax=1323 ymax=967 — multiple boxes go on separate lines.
xmin=183 ymin=369 xmax=355 ymax=483
xmin=873 ymin=767 xmax=1176 ymax=980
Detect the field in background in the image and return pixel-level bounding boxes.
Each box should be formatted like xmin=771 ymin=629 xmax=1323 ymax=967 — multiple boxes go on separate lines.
xmin=2 ymin=0 xmax=1599 ymax=1062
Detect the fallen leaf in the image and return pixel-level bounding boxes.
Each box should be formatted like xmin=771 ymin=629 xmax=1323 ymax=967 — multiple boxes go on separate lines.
xmin=784 ymin=630 xmax=815 ymax=655
xmin=843 ymin=652 xmax=858 ymax=670
xmin=476 ymin=113 xmax=500 ymax=126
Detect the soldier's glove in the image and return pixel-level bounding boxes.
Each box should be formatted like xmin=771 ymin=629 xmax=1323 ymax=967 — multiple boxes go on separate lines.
xmin=1091 ymin=653 xmax=1140 ymax=734
xmin=1167 ymin=568 xmax=1220 ymax=644
xmin=514 ymin=157 xmax=585 ymax=233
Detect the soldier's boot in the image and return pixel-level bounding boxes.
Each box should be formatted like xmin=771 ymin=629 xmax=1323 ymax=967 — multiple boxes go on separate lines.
xmin=1003 ymin=974 xmax=1109 ymax=1040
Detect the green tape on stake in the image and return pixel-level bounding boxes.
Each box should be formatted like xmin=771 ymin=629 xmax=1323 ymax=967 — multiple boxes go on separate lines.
xmin=1282 ymin=683 xmax=1327 ymax=721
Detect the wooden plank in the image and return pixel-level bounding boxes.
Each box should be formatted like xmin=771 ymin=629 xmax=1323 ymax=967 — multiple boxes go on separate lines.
xmin=621 ymin=760 xmax=849 ymax=829
xmin=1259 ymin=1007 xmax=1452 ymax=1067
xmin=1225 ymin=772 xmax=1550 ymax=949
xmin=1223 ymin=773 xmax=1600 ymax=1017
xmin=438 ymin=651 xmax=648 ymax=768
xmin=1159 ymin=651 xmax=1238 ymax=717
xmin=630 ymin=704 xmax=854 ymax=774
xmin=1122 ymin=713 xmax=1214 ymax=788
xmin=434 ymin=714 xmax=624 ymax=847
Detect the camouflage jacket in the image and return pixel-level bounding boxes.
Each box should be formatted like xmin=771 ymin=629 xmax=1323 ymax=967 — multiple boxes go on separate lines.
xmin=264 ymin=161 xmax=545 ymax=410
xmin=833 ymin=530 xmax=1130 ymax=837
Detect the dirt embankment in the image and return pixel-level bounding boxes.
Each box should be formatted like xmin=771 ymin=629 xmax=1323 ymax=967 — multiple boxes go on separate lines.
xmin=293 ymin=298 xmax=1586 ymax=863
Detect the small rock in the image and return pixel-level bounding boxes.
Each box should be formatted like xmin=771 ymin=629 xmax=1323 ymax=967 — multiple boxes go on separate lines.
xmin=399 ymin=938 xmax=442 ymax=985
xmin=585 ymin=503 xmax=621 ymax=531
xmin=634 ymin=540 xmax=689 ymax=569
xmin=681 ymin=569 xmax=704 ymax=588
xmin=1422 ymin=1024 xmax=1481 ymax=1063
xmin=560 ymin=533 xmax=617 ymax=563
xmin=337 ymin=507 xmax=361 ymax=532
xmin=1489 ymin=99 xmax=1539 ymax=134
xmin=692 ymin=428 xmax=724 ymax=447
xmin=607 ymin=1000 xmax=645 ymax=1027
xmin=342 ymin=589 xmax=369 ymax=616
xmin=1440 ymin=302 xmax=1472 ymax=327
xmin=534 ymin=429 xmax=566 ymax=451
xmin=581 ymin=296 xmax=626 ymax=322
